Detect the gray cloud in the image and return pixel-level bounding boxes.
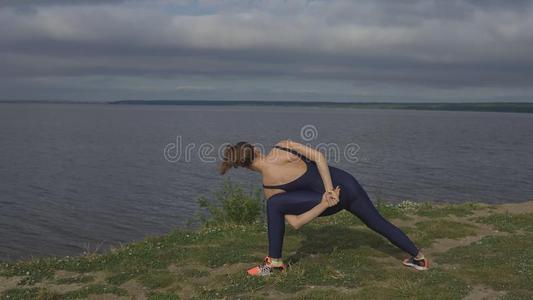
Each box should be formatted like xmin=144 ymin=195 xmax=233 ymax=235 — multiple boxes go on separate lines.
xmin=0 ymin=0 xmax=532 ymax=101
xmin=0 ymin=0 xmax=127 ymax=7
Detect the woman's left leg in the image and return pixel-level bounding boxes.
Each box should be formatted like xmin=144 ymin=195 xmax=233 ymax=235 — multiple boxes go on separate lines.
xmin=248 ymin=190 xmax=330 ymax=276
xmin=267 ymin=190 xmax=342 ymax=259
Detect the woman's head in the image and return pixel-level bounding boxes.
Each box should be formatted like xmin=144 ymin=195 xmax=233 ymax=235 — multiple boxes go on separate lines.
xmin=219 ymin=141 xmax=258 ymax=175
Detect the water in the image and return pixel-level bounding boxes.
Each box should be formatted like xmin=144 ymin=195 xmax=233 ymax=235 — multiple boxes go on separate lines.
xmin=1 ymin=103 xmax=532 ymax=260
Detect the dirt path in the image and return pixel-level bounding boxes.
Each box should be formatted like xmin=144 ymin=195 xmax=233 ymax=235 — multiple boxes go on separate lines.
xmin=463 ymin=285 xmax=507 ymax=300
xmin=494 ymin=200 xmax=533 ymax=214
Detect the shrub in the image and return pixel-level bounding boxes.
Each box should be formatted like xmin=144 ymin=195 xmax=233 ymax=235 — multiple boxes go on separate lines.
xmin=195 ymin=179 xmax=265 ymax=226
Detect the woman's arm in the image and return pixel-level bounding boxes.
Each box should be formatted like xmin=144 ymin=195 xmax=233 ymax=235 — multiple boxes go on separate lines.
xmin=285 ymin=202 xmax=328 ymax=230
xmin=276 ymin=139 xmax=334 ymax=192
xmin=284 ymin=187 xmax=340 ymax=230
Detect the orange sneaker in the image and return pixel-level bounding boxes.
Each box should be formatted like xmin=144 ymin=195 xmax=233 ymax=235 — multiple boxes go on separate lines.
xmin=246 ymin=256 xmax=287 ymax=276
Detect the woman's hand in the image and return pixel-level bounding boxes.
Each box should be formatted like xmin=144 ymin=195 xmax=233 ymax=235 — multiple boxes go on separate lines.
xmin=329 ymin=186 xmax=341 ymax=204
xmin=321 ymin=186 xmax=340 ymax=207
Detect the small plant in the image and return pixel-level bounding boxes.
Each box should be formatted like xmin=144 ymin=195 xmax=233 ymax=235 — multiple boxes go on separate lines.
xmin=375 ymin=199 xmax=406 ymax=219
xmin=396 ymin=200 xmax=422 ymax=211
xmin=195 ymin=179 xmax=265 ymax=226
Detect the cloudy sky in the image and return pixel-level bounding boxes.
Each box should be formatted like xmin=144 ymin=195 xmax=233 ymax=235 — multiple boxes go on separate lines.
xmin=1 ymin=0 xmax=532 ymax=102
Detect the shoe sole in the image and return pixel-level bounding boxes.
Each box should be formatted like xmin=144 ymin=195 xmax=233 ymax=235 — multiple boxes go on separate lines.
xmin=247 ymin=265 xmax=287 ymax=276
xmin=402 ymin=261 xmax=428 ymax=271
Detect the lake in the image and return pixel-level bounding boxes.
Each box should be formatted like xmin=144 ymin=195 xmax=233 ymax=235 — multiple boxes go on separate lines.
xmin=1 ymin=103 xmax=532 ymax=260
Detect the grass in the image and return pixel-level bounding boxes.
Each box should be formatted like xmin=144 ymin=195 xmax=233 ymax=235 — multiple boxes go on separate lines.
xmin=62 ymin=284 xmax=128 ymax=299
xmin=376 ymin=200 xmax=411 ymax=220
xmin=415 ymin=202 xmax=481 ymax=218
xmin=138 ymin=270 xmax=176 ymax=289
xmin=354 ymin=268 xmax=470 ymax=299
xmin=437 ymin=234 xmax=533 ymax=291
xmin=148 ymin=293 xmax=181 ymax=300
xmin=404 ymin=220 xmax=478 ymax=248
xmin=181 ymin=268 xmax=209 ymax=278
xmin=1 ymin=180 xmax=532 ymax=299
xmin=55 ymin=275 xmax=94 ymax=285
xmin=476 ymin=212 xmax=533 ymax=233
xmin=1 ymin=287 xmax=60 ymax=300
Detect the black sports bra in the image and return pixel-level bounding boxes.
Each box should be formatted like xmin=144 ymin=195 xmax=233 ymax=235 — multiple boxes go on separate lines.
xmin=262 ymin=145 xmax=313 ymax=189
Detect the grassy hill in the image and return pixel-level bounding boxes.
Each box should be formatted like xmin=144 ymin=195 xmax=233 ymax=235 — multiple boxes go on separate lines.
xmin=1 ymin=182 xmax=533 ymax=299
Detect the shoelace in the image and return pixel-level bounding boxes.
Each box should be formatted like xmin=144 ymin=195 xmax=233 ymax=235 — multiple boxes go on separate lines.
xmin=412 ymin=257 xmax=426 ymax=266
xmin=258 ymin=263 xmax=272 ymax=275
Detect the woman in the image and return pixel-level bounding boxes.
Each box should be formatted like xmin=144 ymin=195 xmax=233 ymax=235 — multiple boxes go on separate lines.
xmin=219 ymin=140 xmax=429 ymax=276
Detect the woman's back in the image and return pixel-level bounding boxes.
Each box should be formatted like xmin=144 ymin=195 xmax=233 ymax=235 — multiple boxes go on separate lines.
xmin=263 ymin=145 xmax=360 ymax=202
xmin=263 ymin=145 xmax=335 ymax=199
xmin=261 ymin=146 xmax=311 ymax=198
xmin=262 ymin=146 xmax=308 ymax=183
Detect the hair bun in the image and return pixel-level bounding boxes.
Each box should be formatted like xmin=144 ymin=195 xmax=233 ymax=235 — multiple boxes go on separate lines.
xmin=219 ymin=142 xmax=255 ymax=175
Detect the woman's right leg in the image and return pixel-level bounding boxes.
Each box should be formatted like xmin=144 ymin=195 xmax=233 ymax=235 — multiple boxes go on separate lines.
xmin=342 ymin=178 xmax=420 ymax=257
xmin=267 ymin=190 xmax=339 ymax=259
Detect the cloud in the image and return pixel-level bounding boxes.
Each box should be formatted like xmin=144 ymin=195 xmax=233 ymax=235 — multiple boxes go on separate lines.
xmin=0 ymin=0 xmax=128 ymax=7
xmin=0 ymin=0 xmax=532 ymax=101
xmin=175 ymin=85 xmax=214 ymax=91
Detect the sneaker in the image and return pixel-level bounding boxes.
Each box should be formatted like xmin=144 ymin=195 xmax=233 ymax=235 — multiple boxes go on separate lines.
xmin=402 ymin=256 xmax=429 ymax=271
xmin=246 ymin=256 xmax=287 ymax=276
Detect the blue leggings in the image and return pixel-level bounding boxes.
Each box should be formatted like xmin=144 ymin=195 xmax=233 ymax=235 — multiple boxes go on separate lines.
xmin=267 ymin=186 xmax=419 ymax=258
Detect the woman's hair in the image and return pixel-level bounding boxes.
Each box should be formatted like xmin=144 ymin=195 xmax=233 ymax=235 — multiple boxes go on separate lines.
xmin=219 ymin=141 xmax=256 ymax=175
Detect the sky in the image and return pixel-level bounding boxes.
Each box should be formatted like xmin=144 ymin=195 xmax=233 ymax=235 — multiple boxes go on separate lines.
xmin=0 ymin=0 xmax=532 ymax=102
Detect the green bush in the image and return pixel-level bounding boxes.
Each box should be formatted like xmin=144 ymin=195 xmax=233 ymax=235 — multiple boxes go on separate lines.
xmin=195 ymin=179 xmax=265 ymax=226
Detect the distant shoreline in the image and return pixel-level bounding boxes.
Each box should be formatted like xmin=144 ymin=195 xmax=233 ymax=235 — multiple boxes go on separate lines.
xmin=2 ymin=99 xmax=533 ymax=113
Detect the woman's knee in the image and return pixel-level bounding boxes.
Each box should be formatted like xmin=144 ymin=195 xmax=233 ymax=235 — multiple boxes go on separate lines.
xmin=267 ymin=194 xmax=286 ymax=216
xmin=268 ymin=191 xmax=323 ymax=216
xmin=267 ymin=192 xmax=292 ymax=214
